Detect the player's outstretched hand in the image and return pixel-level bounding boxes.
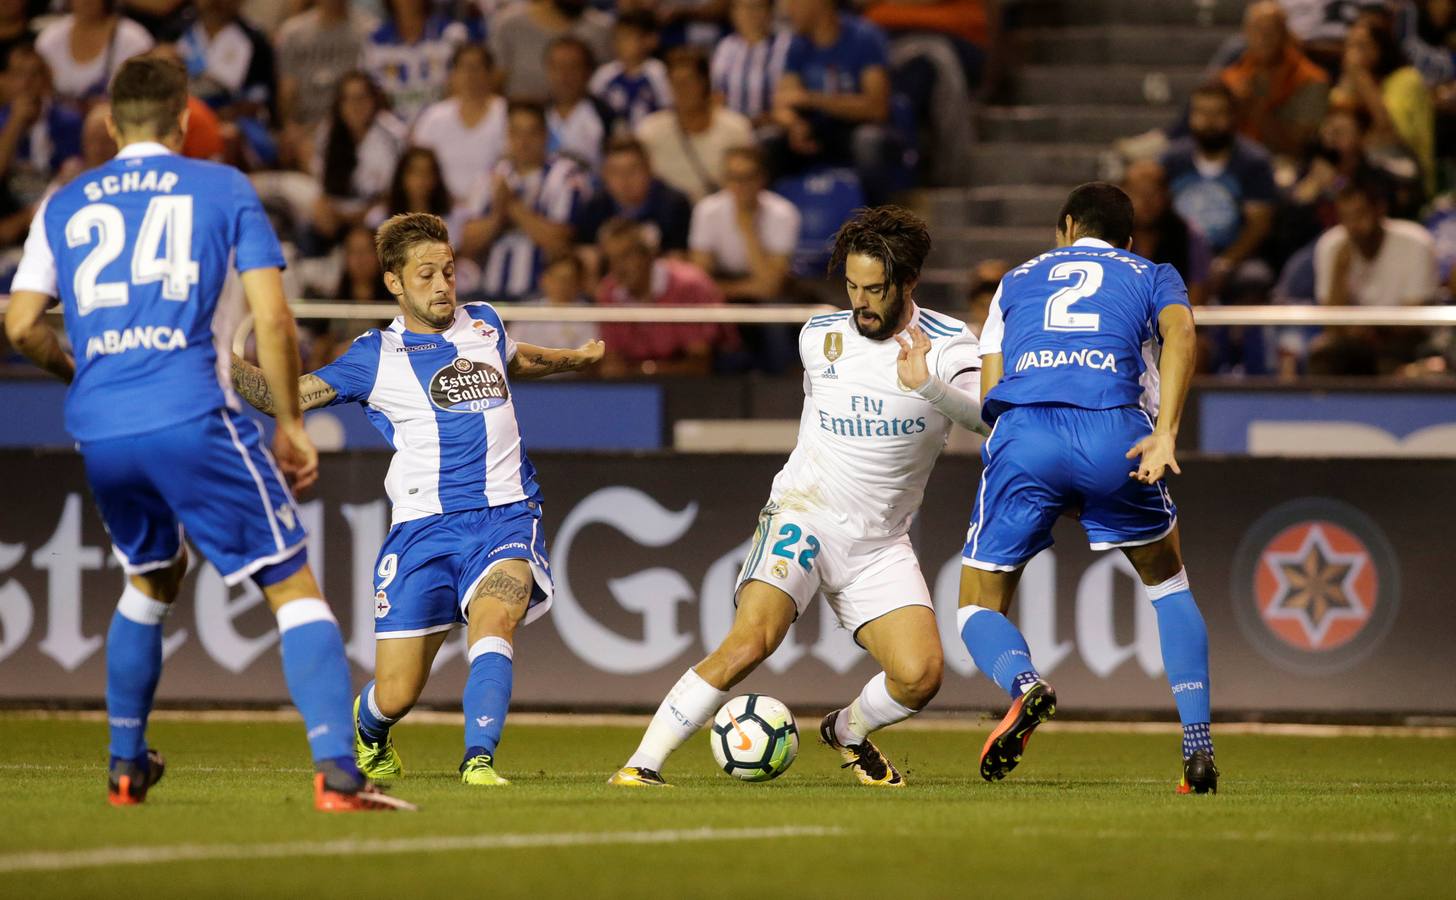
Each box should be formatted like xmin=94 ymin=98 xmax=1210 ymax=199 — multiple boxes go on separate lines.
xmin=274 ymin=420 xmax=320 ymax=495
xmin=1126 ymin=431 xmax=1180 ymax=484
xmin=576 ymin=339 xmax=606 ymax=367
xmin=895 ymin=326 xmax=932 ymax=391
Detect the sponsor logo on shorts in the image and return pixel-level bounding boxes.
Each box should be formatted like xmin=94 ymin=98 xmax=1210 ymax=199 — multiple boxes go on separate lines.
xmin=771 ymin=559 xmax=789 ymax=580
xmin=1232 ymin=499 xmax=1398 ymax=674
xmin=823 ymin=333 xmax=843 ymax=362
xmin=374 ymin=590 xmax=391 ymax=619
xmin=429 ymin=358 xmax=509 ymax=413
xmin=489 ymin=542 xmax=531 ymax=557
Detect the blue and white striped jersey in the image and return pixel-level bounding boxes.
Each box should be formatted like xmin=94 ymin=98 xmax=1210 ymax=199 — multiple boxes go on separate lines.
xmin=467 ymin=156 xmax=590 ymax=299
xmin=11 ymin=142 xmax=286 ymax=442
xmin=710 ymin=30 xmax=792 ymax=121
xmin=590 ymin=59 xmax=673 ymax=129
xmin=314 ymin=302 xmax=542 ymax=525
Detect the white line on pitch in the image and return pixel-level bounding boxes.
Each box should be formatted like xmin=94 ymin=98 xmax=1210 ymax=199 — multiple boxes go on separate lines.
xmin=1010 ymin=825 xmax=1456 ymax=847
xmin=0 ymin=825 xmax=844 ymax=874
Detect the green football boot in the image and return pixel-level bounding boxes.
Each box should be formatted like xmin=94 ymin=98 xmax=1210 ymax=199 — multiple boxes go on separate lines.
xmin=353 ymin=696 xmax=404 ymax=783
xmin=460 ymin=753 xmax=511 ymax=786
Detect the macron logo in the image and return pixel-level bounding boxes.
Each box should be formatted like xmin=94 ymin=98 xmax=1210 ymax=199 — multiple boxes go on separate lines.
xmin=475 ymin=716 xmax=495 ymax=729
xmin=307 ymin=724 xmax=331 ymax=740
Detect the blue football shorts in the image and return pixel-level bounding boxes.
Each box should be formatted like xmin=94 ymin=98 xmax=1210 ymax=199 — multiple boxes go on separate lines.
xmin=963 ymin=404 xmax=1177 ymax=571
xmin=81 ymin=408 xmax=308 ymax=586
xmin=371 ymin=500 xmax=553 ymax=639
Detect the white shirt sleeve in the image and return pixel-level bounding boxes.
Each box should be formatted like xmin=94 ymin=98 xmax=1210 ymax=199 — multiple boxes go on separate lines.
xmin=687 ymin=198 xmax=710 ymax=253
xmin=978 ymin=283 xmax=1005 ymax=355
xmin=1313 ymin=228 xmax=1337 ymax=304
xmin=11 ymin=197 xmax=57 ymax=297
xmin=934 ymin=328 xmax=982 ymax=388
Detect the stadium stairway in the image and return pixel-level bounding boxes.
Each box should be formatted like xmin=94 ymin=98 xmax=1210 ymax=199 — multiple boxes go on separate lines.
xmin=912 ymin=0 xmax=1242 ymax=310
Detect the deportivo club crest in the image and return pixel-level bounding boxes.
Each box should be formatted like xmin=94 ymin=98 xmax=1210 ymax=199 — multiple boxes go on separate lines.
xmin=823 ymin=333 xmax=843 ymax=362
xmin=1232 ymin=499 xmax=1399 ymax=674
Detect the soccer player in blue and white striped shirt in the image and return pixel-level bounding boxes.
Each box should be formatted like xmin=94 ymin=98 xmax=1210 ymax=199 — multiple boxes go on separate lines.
xmin=711 ymin=0 xmax=793 ymax=123
xmin=232 ymin=212 xmax=604 ymax=786
xmin=459 ymin=102 xmax=593 ymax=300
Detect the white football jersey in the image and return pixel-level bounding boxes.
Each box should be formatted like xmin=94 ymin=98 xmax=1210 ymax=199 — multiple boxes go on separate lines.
xmin=770 ymin=306 xmax=982 ymax=541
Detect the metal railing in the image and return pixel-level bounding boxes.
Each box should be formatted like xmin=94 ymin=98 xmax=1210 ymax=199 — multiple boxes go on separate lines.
xmin=4 ymin=298 xmax=1455 ymax=327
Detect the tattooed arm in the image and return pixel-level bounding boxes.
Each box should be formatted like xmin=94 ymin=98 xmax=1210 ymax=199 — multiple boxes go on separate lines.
xmin=507 ymin=339 xmax=606 ymax=379
xmin=230 ymin=353 xmax=338 ymax=416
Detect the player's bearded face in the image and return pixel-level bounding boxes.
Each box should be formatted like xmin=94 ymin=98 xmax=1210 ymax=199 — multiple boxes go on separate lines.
xmin=845 ymin=253 xmax=908 ymax=341
xmin=393 ymin=242 xmax=457 ymax=330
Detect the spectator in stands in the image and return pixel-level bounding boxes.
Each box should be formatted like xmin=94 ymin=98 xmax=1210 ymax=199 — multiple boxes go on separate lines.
xmin=711 ymin=0 xmax=792 ymax=125
xmin=411 ymin=42 xmax=507 ymax=204
xmin=510 ymin=252 xmax=601 ymax=354
xmin=334 ymin=225 xmax=392 ymax=304
xmin=1123 ymin=159 xmax=1212 ymax=307
xmin=35 ymin=0 xmax=154 ymax=106
xmin=688 ymin=145 xmax=800 ymax=301
xmin=772 ymin=0 xmax=898 ymax=202
xmin=174 ymin=0 xmax=278 ymax=165
xmin=574 ymin=136 xmax=693 ymax=252
xmin=1398 ymin=0 xmax=1456 ymax=86
xmin=309 ymin=71 xmax=406 ymax=246
xmin=0 ymin=0 xmax=38 ymax=74
xmin=0 ymin=45 xmax=79 ymax=246
xmin=545 ymin=36 xmax=611 ymax=171
xmin=966 ymin=259 xmax=1009 ymax=338
xmin=1310 ymin=176 xmax=1439 ymax=373
xmin=366 ymin=146 xmax=470 ymax=240
xmin=595 ymin=217 xmax=731 ymax=376
xmin=363 ymin=0 xmax=481 ymax=125
xmin=590 ymin=11 xmax=672 ymax=133
xmin=276 ymin=0 xmax=376 ymax=164
xmin=1278 ymin=0 xmax=1363 ymax=72
xmin=460 ymin=101 xmax=590 ymax=299
xmin=1161 ymin=82 xmax=1278 ymax=300
xmin=490 ymin=0 xmax=613 ymax=104
xmin=637 ymin=47 xmax=754 ymax=202
xmin=1220 ymin=1 xmax=1329 ymax=159
xmin=1332 ymin=15 xmax=1436 ymax=196
xmin=657 ymin=0 xmax=730 ymax=50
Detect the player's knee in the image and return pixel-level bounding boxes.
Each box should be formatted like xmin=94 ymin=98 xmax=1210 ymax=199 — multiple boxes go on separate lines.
xmin=716 ymin=629 xmax=776 ymax=679
xmin=372 ymin=675 xmax=424 ymax=719
xmin=890 ymin=655 xmax=943 ymax=710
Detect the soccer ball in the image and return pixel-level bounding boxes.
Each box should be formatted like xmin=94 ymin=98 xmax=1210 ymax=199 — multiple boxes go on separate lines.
xmin=709 ymin=694 xmax=799 ymax=782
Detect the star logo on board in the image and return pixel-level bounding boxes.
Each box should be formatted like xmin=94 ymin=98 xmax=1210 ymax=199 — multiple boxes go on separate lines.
xmin=1260 ymin=524 xmax=1368 ymax=649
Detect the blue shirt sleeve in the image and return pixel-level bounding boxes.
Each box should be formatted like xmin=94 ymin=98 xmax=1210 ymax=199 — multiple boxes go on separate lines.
xmin=1234 ymin=144 xmax=1278 ymax=205
xmin=784 ymin=34 xmax=809 ymax=75
xmin=853 ymin=18 xmax=889 ymax=71
xmin=1149 ymin=263 xmax=1191 ymax=341
xmin=230 ymin=168 xmax=287 ymax=273
xmin=314 ymin=330 xmax=382 ymax=405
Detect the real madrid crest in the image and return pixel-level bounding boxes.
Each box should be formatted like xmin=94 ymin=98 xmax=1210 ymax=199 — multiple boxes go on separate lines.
xmin=771 ymin=559 xmax=790 ymax=580
xmin=823 ymin=332 xmax=843 ymax=362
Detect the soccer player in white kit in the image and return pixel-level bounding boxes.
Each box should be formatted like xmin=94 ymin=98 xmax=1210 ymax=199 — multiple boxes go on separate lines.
xmin=611 ymin=206 xmax=986 ymax=787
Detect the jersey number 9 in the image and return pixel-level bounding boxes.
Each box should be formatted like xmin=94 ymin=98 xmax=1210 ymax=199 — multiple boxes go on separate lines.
xmin=65 ymin=196 xmax=201 ymax=315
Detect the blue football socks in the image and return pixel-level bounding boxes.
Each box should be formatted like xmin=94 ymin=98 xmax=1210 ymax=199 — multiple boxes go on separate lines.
xmin=1146 ymin=570 xmax=1214 ymax=760
xmin=356 ymin=680 xmax=397 ymax=745
xmin=106 ymin=587 xmax=169 ymax=764
xmin=275 ymin=599 xmax=358 ymax=771
xmin=463 ymin=637 xmax=513 ymax=761
xmin=957 ymin=605 xmax=1042 ymax=699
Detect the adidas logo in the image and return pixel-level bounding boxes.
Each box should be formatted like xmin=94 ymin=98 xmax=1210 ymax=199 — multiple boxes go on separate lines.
xmin=822 ymin=364 xmax=838 ymax=379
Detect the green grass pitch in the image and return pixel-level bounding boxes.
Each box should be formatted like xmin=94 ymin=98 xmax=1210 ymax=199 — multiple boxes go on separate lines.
xmin=6 ymin=714 xmax=1454 ymax=899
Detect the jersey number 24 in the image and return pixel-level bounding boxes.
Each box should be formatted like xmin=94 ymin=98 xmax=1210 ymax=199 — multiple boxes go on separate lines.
xmin=65 ymin=197 xmax=201 ymax=315
xmin=1043 ymin=261 xmax=1103 ymax=333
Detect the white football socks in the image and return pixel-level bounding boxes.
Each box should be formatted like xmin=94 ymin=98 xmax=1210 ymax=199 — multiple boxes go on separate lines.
xmin=834 ymin=672 xmax=917 ymax=747
xmin=626 ymin=667 xmax=727 ymax=772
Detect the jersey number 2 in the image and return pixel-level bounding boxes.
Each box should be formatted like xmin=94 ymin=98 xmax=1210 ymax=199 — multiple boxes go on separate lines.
xmin=1043 ymin=261 xmax=1103 ymax=333
xmin=66 ymin=196 xmax=201 ymax=315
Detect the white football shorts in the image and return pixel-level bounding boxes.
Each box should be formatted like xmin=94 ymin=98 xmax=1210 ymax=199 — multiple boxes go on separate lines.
xmin=735 ymin=502 xmax=933 ymax=639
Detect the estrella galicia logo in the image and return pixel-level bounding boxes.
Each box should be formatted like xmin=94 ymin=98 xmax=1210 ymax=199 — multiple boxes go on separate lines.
xmin=1231 ymin=499 xmax=1399 ymax=674
xmin=429 ymin=357 xmax=509 ymax=413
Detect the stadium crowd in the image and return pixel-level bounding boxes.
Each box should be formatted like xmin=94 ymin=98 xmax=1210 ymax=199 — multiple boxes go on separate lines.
xmin=0 ymin=0 xmax=1451 ymax=378
xmin=1103 ymin=0 xmax=1456 ymax=377
xmin=0 ymin=0 xmax=990 ymax=376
